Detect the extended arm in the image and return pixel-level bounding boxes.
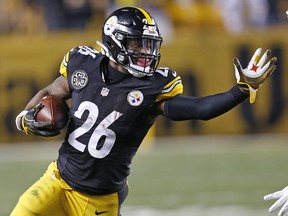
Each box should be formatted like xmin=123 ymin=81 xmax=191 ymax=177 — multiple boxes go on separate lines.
xmin=159 ymin=48 xmax=276 ymax=121
xmin=162 ymin=85 xmax=248 ymax=121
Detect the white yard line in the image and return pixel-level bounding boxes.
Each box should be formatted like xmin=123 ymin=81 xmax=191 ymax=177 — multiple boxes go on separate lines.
xmin=0 ymin=134 xmax=287 ymax=162
xmin=0 ymin=141 xmax=60 ymax=162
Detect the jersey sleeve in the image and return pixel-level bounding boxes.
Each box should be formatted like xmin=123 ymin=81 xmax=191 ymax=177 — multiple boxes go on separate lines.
xmin=155 ymin=67 xmax=184 ymax=102
xmin=59 ymin=47 xmax=79 ymax=78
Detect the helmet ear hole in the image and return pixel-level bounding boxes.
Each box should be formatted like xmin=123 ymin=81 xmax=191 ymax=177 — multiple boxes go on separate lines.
xmin=117 ymin=54 xmax=126 ymax=64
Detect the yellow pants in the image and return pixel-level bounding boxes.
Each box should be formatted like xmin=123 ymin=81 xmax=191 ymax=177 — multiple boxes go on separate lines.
xmin=11 ymin=161 xmax=128 ymax=216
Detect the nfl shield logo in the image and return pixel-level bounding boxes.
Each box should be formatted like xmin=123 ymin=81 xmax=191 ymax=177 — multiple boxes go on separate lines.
xmin=101 ymin=87 xmax=110 ymax=96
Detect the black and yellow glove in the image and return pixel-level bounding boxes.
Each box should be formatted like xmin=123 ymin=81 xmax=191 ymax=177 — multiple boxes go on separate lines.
xmin=233 ymin=48 xmax=277 ymax=103
xmin=20 ymin=103 xmax=60 ymax=137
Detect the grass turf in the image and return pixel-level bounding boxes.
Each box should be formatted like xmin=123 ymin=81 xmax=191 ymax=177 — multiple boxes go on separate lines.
xmin=0 ymin=134 xmax=287 ymax=216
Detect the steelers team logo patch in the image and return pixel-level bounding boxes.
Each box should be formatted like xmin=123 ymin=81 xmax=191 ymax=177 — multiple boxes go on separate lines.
xmin=71 ymin=70 xmax=88 ymax=89
xmin=127 ymin=90 xmax=144 ymax=106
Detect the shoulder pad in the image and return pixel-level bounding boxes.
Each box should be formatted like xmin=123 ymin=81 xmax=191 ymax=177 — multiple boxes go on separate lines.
xmin=155 ymin=67 xmax=178 ymax=79
xmin=74 ymin=46 xmax=100 ymax=59
xmin=59 ymin=46 xmax=100 ymax=78
xmin=155 ymin=67 xmax=183 ymax=102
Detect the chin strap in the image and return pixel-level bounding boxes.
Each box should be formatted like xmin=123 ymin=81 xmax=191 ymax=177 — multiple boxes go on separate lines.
xmin=96 ymin=41 xmax=117 ymax=63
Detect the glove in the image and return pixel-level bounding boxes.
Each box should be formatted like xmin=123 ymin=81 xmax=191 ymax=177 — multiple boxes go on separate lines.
xmin=264 ymin=186 xmax=288 ymax=216
xmin=19 ymin=103 xmax=60 ymax=137
xmin=233 ymin=48 xmax=277 ymax=103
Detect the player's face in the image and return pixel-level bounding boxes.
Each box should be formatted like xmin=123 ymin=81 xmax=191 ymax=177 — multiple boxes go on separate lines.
xmin=128 ymin=39 xmax=152 ymax=53
xmin=126 ymin=38 xmax=161 ymax=67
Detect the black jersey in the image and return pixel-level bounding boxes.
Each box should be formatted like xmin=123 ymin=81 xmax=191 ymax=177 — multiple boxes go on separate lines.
xmin=57 ymin=46 xmax=183 ymax=195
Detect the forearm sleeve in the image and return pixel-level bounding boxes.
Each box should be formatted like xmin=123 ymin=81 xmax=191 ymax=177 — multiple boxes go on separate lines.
xmin=163 ymin=85 xmax=249 ymax=121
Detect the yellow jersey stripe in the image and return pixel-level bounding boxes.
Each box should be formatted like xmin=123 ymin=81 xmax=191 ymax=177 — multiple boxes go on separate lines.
xmin=156 ymin=80 xmax=183 ymax=102
xmin=161 ymin=79 xmax=182 ymax=94
xmin=162 ymin=77 xmax=181 ymax=92
xmin=135 ymin=7 xmax=152 ymax=24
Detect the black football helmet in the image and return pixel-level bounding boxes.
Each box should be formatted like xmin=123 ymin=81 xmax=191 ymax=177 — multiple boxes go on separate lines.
xmin=97 ymin=7 xmax=163 ymax=77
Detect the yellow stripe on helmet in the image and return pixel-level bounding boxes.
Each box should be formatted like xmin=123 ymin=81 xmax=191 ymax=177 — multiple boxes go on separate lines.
xmin=135 ymin=7 xmax=152 ymax=24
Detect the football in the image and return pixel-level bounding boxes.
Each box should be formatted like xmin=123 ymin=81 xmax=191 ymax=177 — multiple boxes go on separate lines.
xmin=36 ymin=95 xmax=70 ymax=130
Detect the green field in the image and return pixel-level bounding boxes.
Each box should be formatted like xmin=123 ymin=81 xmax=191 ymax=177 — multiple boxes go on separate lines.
xmin=1 ymin=134 xmax=287 ymax=216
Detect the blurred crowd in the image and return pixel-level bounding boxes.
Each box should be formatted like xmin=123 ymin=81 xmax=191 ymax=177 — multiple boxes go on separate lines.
xmin=0 ymin=0 xmax=288 ymax=35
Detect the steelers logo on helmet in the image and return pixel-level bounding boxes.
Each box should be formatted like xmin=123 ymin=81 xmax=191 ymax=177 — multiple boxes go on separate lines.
xmin=104 ymin=15 xmax=118 ymax=36
xmin=71 ymin=70 xmax=88 ymax=89
xmin=127 ymin=90 xmax=144 ymax=106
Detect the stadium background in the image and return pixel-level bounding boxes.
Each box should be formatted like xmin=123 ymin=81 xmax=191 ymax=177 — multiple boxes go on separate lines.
xmin=1 ymin=0 xmax=288 ymax=215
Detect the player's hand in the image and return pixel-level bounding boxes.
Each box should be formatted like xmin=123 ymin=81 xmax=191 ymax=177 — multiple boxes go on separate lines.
xmin=233 ymin=48 xmax=277 ymax=103
xmin=19 ymin=103 xmax=60 ymax=137
xmin=264 ymin=186 xmax=288 ymax=216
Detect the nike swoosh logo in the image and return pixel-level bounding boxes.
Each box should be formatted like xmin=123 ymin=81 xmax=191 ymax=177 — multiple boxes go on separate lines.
xmin=95 ymin=210 xmax=109 ymax=215
xmin=171 ymin=70 xmax=177 ymax=77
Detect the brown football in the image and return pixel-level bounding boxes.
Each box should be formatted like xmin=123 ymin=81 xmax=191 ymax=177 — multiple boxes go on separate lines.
xmin=36 ymin=95 xmax=69 ymax=130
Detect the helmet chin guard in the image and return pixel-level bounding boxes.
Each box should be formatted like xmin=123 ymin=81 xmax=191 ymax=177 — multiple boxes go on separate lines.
xmin=100 ymin=7 xmax=163 ymax=77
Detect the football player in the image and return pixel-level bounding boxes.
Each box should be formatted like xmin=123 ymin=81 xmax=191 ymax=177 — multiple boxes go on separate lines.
xmin=12 ymin=7 xmax=276 ymax=216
